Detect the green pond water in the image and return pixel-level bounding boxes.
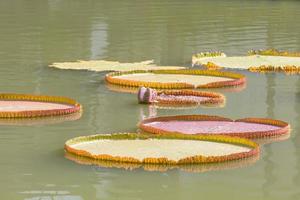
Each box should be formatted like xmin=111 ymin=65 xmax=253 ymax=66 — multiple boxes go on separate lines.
xmin=0 ymin=0 xmax=300 ymax=199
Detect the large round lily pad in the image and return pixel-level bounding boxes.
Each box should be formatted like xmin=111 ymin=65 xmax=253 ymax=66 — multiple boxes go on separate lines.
xmin=65 ymin=133 xmax=259 ymax=166
xmin=192 ymin=49 xmax=300 ymax=74
xmin=49 ymin=60 xmax=185 ymax=72
xmin=139 ymin=115 xmax=290 ymax=139
xmin=105 ymin=69 xmax=246 ymax=89
xmin=0 ymin=93 xmax=81 ymax=118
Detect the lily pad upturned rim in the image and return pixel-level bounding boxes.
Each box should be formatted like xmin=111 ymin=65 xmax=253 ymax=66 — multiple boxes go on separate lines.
xmin=0 ymin=93 xmax=82 ymax=118
xmin=64 ymin=133 xmax=259 ymax=165
xmin=105 ymin=69 xmax=246 ymax=89
xmin=139 ymin=114 xmax=290 ymax=139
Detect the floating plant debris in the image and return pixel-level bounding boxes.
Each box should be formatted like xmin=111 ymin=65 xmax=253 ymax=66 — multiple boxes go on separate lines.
xmin=65 ymin=133 xmax=259 ymax=166
xmin=0 ymin=93 xmax=81 ymax=118
xmin=49 ymin=60 xmax=185 ymax=72
xmin=105 ymin=69 xmax=246 ymax=89
xmin=139 ymin=115 xmax=290 ymax=139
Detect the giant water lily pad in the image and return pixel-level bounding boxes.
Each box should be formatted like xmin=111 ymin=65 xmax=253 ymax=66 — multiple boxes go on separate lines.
xmin=64 ymin=133 xmax=259 ymax=166
xmin=139 ymin=115 xmax=290 ymax=139
xmin=105 ymin=69 xmax=246 ymax=89
xmin=49 ymin=60 xmax=185 ymax=72
xmin=0 ymin=93 xmax=81 ymax=118
xmin=192 ymin=49 xmax=300 ymax=74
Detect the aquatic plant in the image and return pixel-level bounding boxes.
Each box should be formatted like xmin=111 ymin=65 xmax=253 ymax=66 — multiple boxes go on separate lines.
xmin=248 ymin=65 xmax=300 ymax=74
xmin=139 ymin=115 xmax=290 ymax=139
xmin=105 ymin=69 xmax=246 ymax=89
xmin=192 ymin=49 xmax=300 ymax=74
xmin=137 ymin=87 xmax=225 ymax=106
xmin=248 ymin=49 xmax=300 ymax=57
xmin=137 ymin=87 xmax=158 ymax=103
xmin=65 ymin=133 xmax=259 ymax=165
xmin=49 ymin=60 xmax=186 ymax=72
xmin=0 ymin=93 xmax=81 ymax=118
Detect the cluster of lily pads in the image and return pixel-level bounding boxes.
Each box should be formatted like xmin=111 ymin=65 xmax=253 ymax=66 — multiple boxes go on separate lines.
xmin=62 ymin=50 xmax=293 ymax=172
xmin=1 ymin=49 xmax=295 ymax=172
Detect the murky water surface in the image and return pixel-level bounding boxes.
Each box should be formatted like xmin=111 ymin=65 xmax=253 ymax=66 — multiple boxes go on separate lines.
xmin=0 ymin=0 xmax=300 ymax=199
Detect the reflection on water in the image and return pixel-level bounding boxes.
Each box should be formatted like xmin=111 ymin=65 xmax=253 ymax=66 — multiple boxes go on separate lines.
xmin=23 ymin=194 xmax=83 ymax=200
xmin=292 ymin=77 xmax=300 ymax=200
xmin=0 ymin=112 xmax=82 ymax=126
xmin=139 ymin=105 xmax=158 ymax=121
xmin=138 ymin=102 xmax=226 ymax=121
xmin=65 ymin=152 xmax=259 ymax=173
xmin=262 ymin=74 xmax=276 ymax=199
xmin=253 ymin=132 xmax=291 ymax=145
xmin=0 ymin=0 xmax=300 ymax=199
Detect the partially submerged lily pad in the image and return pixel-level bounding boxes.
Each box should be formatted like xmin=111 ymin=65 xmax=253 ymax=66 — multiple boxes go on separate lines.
xmin=192 ymin=49 xmax=300 ymax=74
xmin=49 ymin=60 xmax=185 ymax=72
xmin=248 ymin=49 xmax=300 ymax=57
xmin=64 ymin=133 xmax=259 ymax=166
xmin=139 ymin=115 xmax=290 ymax=139
xmin=105 ymin=69 xmax=246 ymax=89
